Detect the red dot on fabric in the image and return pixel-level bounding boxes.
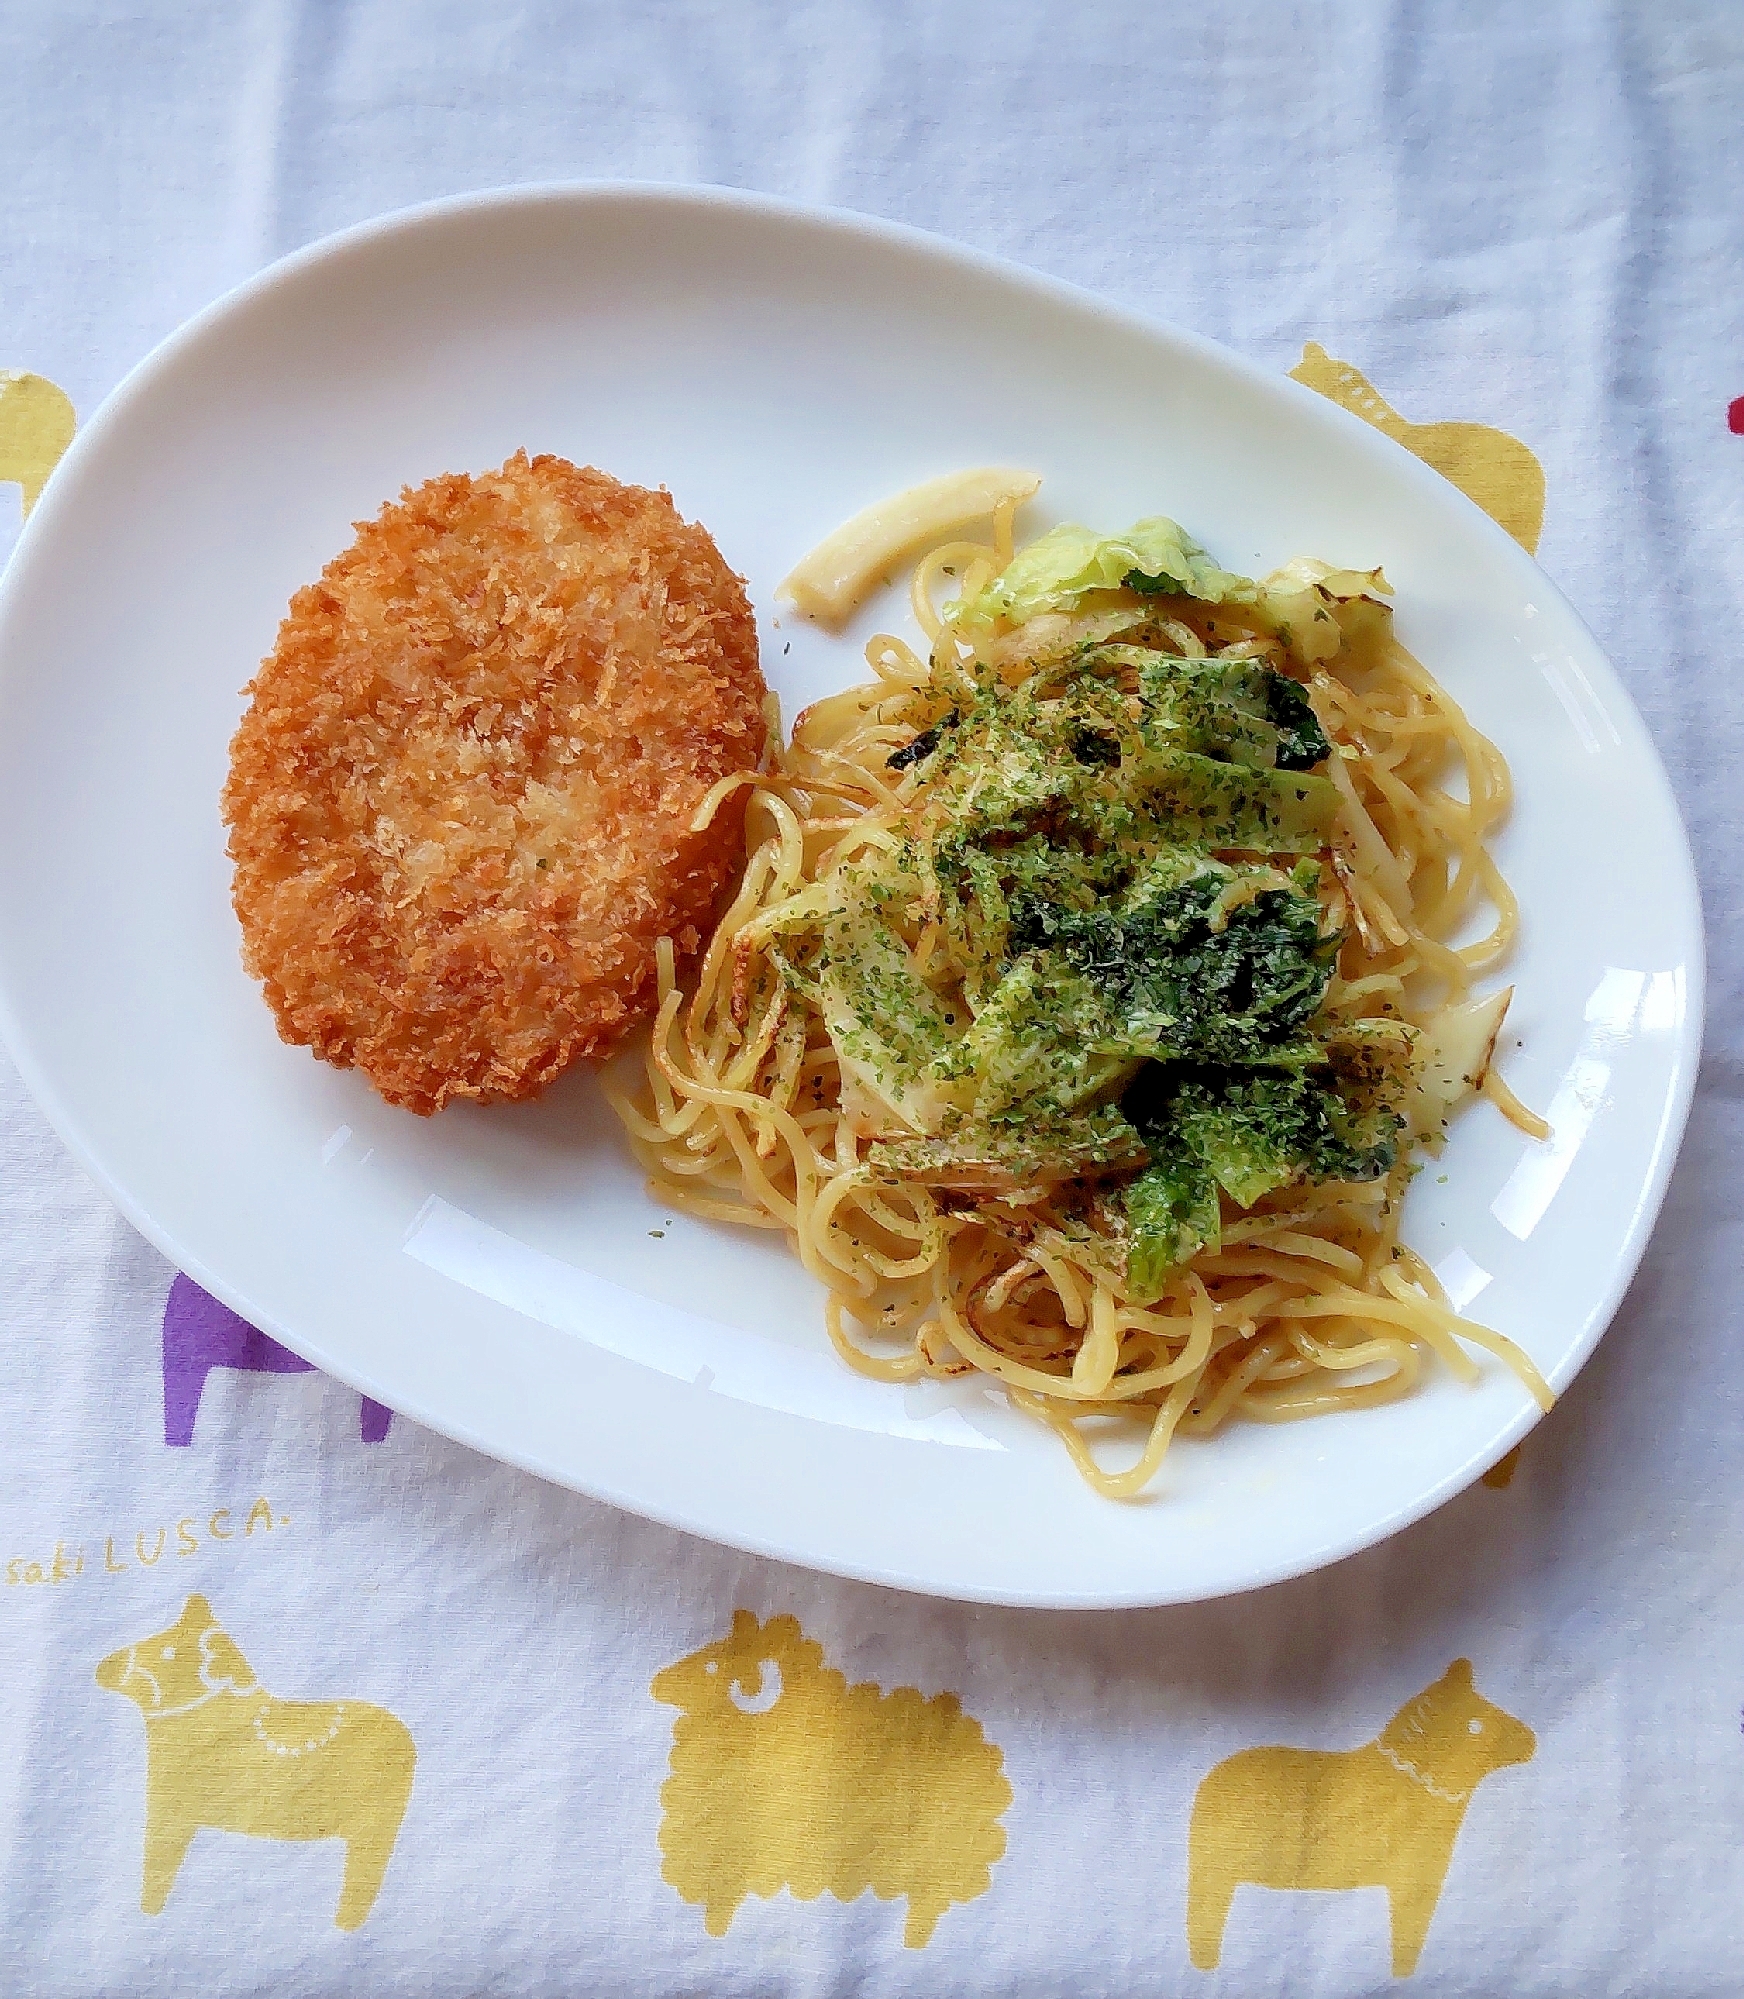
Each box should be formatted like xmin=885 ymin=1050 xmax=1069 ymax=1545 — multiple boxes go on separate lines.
xmin=1730 ymin=396 xmax=1744 ymax=435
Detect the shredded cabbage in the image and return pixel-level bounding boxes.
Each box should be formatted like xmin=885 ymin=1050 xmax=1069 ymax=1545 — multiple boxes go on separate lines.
xmin=951 ymin=517 xmax=1253 ymax=627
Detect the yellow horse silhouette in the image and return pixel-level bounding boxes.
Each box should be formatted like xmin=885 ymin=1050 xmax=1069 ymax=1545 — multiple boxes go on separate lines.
xmin=1292 ymin=342 xmax=1544 ymax=554
xmin=1188 ymin=1659 xmax=1534 ymax=1977
xmin=0 ymin=371 xmax=75 ymax=517
xmin=95 ymin=1593 xmax=415 ymax=1929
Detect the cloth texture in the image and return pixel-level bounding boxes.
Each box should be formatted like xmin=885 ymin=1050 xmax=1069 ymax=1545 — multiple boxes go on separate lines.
xmin=3 ymin=4 xmax=1743 ymax=1994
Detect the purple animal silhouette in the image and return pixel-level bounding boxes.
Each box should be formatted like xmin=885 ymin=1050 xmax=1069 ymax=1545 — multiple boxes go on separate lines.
xmin=163 ymin=1274 xmax=392 ymax=1447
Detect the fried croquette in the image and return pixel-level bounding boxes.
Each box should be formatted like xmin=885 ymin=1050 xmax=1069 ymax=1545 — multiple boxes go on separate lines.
xmin=222 ymin=451 xmax=766 ymax=1114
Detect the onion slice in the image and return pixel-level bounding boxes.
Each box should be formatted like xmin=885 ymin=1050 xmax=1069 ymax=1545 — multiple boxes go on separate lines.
xmin=778 ymin=467 xmax=1041 ymax=628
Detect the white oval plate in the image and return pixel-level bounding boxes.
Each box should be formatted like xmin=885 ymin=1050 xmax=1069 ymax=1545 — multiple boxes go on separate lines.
xmin=0 ymin=185 xmax=1701 ymax=1606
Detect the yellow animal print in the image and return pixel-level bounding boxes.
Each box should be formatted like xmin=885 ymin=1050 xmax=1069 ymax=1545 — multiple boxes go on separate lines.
xmin=1187 ymin=1659 xmax=1534 ymax=1978
xmin=0 ymin=370 xmax=76 ymax=517
xmin=1482 ymin=1444 xmax=1523 ymax=1489
xmin=1292 ymin=342 xmax=1545 ymax=554
xmin=95 ymin=1593 xmax=415 ymax=1930
xmin=651 ymin=1610 xmax=1011 ymax=1947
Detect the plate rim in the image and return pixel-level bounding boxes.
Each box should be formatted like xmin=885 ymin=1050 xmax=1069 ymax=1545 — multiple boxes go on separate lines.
xmin=0 ymin=179 xmax=1707 ymax=1607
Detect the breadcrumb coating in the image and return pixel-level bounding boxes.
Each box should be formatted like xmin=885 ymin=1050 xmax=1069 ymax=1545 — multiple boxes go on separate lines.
xmin=222 ymin=452 xmax=766 ymax=1114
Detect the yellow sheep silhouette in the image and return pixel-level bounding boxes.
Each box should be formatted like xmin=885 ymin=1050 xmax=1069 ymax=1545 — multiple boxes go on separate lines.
xmin=0 ymin=370 xmax=76 ymax=517
xmin=1292 ymin=342 xmax=1545 ymax=554
xmin=95 ymin=1593 xmax=415 ymax=1930
xmin=1188 ymin=1658 xmax=1535 ymax=1978
xmin=651 ymin=1610 xmax=1011 ymax=1946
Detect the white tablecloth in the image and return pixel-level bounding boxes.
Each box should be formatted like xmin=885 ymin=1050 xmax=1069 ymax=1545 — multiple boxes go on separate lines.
xmin=4 ymin=5 xmax=1743 ymax=1994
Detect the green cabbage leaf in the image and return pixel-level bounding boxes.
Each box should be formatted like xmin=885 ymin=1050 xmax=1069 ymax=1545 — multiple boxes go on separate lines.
xmin=951 ymin=518 xmax=1253 ymax=627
